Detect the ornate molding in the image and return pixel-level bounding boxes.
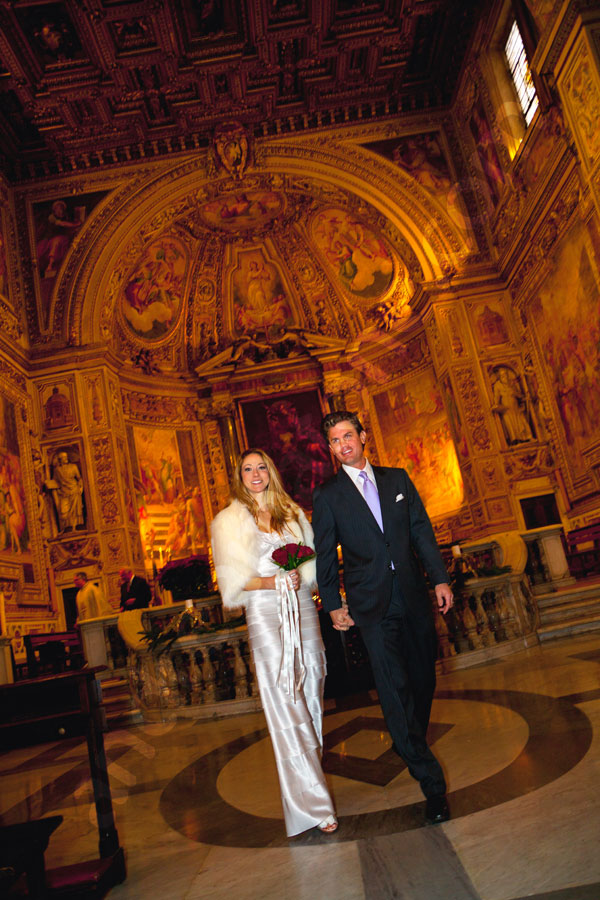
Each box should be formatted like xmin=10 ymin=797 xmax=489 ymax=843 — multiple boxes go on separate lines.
xmin=453 ymin=365 xmax=493 ymax=452
xmin=90 ymin=435 xmax=120 ymax=526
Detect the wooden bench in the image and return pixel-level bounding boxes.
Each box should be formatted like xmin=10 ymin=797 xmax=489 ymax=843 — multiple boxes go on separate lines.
xmin=24 ymin=632 xmax=84 ymax=679
xmin=0 ymin=670 xmax=126 ymax=898
xmin=565 ymin=523 xmax=600 ymax=579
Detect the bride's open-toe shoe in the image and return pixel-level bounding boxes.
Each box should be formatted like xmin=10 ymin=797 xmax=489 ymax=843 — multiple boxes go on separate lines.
xmin=318 ymin=815 xmax=338 ymax=833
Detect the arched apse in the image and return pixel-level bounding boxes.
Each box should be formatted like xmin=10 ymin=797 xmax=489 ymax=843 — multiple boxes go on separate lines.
xmin=63 ymin=137 xmax=474 ymax=361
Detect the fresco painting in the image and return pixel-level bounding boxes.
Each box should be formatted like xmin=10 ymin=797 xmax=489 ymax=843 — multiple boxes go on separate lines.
xmin=373 ymin=370 xmax=464 ymax=517
xmin=131 ymin=426 xmax=206 ymax=559
xmin=469 ymin=99 xmax=505 ymax=206
xmin=199 ymin=190 xmax=283 ymax=231
xmin=0 ymin=395 xmax=30 ymax=556
xmin=33 ymin=191 xmax=107 ymax=319
xmin=122 ymin=236 xmax=187 ymax=341
xmin=391 ymin=133 xmax=472 ymax=244
xmin=473 ymin=301 xmax=510 ymax=347
xmin=232 ymin=251 xmax=293 ymax=336
xmin=240 ymin=391 xmax=333 ymax=510
xmin=531 ymin=223 xmax=600 ymax=469
xmin=311 ymin=208 xmax=393 ymax=299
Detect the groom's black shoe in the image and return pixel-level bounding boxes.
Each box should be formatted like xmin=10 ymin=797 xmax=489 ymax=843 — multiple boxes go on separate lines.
xmin=425 ymin=795 xmax=450 ymax=824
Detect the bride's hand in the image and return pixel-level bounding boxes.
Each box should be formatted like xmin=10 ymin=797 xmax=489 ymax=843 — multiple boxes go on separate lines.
xmin=288 ymin=570 xmax=300 ymax=590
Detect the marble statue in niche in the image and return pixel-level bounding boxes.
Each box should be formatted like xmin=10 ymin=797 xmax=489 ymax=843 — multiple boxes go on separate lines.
xmin=491 ymin=366 xmax=535 ymax=445
xmin=46 ymin=449 xmax=85 ymax=533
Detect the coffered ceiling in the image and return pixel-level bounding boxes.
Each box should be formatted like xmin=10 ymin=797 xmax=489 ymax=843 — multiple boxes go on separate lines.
xmin=0 ymin=0 xmax=480 ymax=182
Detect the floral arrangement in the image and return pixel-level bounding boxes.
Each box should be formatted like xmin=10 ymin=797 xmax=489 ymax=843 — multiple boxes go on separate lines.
xmin=158 ymin=554 xmax=213 ymax=600
xmin=140 ymin=607 xmax=246 ymax=655
xmin=271 ymin=542 xmax=315 ymax=571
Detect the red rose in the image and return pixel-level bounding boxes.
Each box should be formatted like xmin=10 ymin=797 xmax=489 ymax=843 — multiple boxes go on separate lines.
xmin=271 ymin=542 xmax=316 ymax=571
xmin=296 ymin=545 xmax=314 ymax=560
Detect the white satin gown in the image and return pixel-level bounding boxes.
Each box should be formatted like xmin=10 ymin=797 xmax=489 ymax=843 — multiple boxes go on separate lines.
xmin=244 ymin=527 xmax=336 ymax=836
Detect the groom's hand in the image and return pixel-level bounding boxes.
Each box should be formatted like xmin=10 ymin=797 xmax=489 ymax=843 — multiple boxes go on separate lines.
xmin=435 ymin=582 xmax=454 ymax=615
xmin=330 ymin=607 xmax=355 ymax=631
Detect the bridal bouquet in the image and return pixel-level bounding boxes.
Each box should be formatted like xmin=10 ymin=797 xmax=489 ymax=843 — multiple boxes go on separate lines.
xmin=271 ymin=542 xmax=315 ymax=570
xmin=271 ymin=542 xmax=315 ymax=700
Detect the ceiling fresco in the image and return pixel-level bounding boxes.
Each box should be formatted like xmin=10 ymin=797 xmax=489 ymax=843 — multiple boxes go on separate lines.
xmin=113 ymin=181 xmax=405 ymax=372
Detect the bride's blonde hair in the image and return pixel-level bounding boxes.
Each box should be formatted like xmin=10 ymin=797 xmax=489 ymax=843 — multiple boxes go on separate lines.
xmin=231 ymin=448 xmax=300 ymax=534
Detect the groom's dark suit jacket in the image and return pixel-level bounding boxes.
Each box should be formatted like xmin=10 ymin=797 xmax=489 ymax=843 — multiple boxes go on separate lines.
xmin=313 ymin=465 xmax=448 ymax=627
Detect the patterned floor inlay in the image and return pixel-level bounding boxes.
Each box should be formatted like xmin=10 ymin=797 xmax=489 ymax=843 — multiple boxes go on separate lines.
xmin=159 ymin=687 xmax=593 ymax=848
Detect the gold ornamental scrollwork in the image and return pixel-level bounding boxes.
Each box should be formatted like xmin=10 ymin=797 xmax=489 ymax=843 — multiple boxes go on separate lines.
xmin=91 ymin=435 xmax=120 ymax=526
xmin=49 ymin=536 xmax=101 ymax=572
xmin=454 ymin=366 xmax=492 ymax=452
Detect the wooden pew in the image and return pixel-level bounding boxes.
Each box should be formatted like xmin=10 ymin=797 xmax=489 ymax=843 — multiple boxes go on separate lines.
xmin=24 ymin=632 xmax=84 ymax=679
xmin=565 ymin=522 xmax=600 ymax=579
xmin=0 ymin=669 xmax=126 ymax=898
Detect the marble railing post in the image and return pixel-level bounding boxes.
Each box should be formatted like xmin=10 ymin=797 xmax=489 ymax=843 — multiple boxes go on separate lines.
xmin=437 ymin=570 xmax=539 ymax=671
xmin=521 ymin=526 xmax=575 ymax=593
xmin=126 ymin=627 xmax=259 ymax=721
xmin=79 ymin=618 xmax=110 ymax=668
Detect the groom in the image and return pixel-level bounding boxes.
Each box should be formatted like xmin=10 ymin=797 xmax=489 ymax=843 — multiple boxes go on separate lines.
xmin=312 ymin=410 xmax=453 ymax=823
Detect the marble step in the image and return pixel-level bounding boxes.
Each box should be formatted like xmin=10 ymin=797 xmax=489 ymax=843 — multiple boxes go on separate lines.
xmin=537 ymin=611 xmax=600 ymax=642
xmin=100 ymin=676 xmax=143 ymax=728
xmin=538 ymin=595 xmax=600 ymax=624
xmin=536 ymin=581 xmax=600 ymax=609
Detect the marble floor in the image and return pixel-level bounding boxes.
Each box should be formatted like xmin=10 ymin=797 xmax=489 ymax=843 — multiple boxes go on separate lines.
xmin=2 ymin=632 xmax=600 ymax=900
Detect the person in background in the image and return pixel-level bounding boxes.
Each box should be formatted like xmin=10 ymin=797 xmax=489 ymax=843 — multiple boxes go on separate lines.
xmin=74 ymin=572 xmax=113 ymax=623
xmin=119 ymin=568 xmax=151 ymax=611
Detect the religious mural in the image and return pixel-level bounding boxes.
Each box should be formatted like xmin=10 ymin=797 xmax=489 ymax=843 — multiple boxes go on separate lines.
xmin=363 ymin=132 xmax=472 ymax=246
xmin=0 ymin=395 xmax=30 ymax=556
xmin=129 ymin=425 xmax=206 ymax=560
xmin=311 ymin=208 xmax=393 ymax=299
xmin=122 ymin=236 xmax=188 ymax=341
xmin=33 ymin=191 xmax=107 ymax=321
xmin=232 ymin=250 xmax=293 ymax=337
xmin=240 ymin=391 xmax=333 ymax=510
xmin=372 ymin=370 xmax=464 ymax=517
xmin=39 ymin=382 xmax=75 ymax=432
xmin=471 ymin=301 xmax=510 ymax=348
xmin=531 ymin=222 xmax=600 ymax=471
xmin=198 ymin=190 xmax=283 ymax=231
xmin=469 ymin=99 xmax=505 ymax=206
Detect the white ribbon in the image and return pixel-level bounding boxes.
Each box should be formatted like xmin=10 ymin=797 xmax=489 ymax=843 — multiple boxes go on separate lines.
xmin=275 ymin=570 xmax=306 ymax=701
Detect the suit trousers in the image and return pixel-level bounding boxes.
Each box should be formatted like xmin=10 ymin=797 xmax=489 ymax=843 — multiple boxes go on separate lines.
xmin=359 ymin=574 xmax=446 ymax=798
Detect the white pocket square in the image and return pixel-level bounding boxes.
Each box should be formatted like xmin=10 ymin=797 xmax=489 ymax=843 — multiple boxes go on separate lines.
xmin=395 ymin=493 xmax=404 ymax=502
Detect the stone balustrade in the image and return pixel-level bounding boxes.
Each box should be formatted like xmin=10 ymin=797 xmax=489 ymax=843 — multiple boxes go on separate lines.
xmin=129 ymin=628 xmax=260 ymax=721
xmin=436 ymin=570 xmax=539 ymax=672
xmin=438 ymin=532 xmax=540 ymax=671
xmin=79 ymin=595 xmax=261 ymax=720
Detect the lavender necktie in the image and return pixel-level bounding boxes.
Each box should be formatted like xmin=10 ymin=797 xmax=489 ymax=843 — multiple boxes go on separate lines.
xmin=359 ymin=470 xmax=383 ymax=531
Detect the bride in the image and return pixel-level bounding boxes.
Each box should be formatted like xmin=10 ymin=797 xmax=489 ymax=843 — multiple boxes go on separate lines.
xmin=210 ymin=448 xmax=337 ymax=836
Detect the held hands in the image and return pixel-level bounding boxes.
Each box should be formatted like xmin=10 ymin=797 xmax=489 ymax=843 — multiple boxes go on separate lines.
xmin=435 ymin=582 xmax=454 ymax=615
xmin=330 ymin=607 xmax=355 ymax=631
